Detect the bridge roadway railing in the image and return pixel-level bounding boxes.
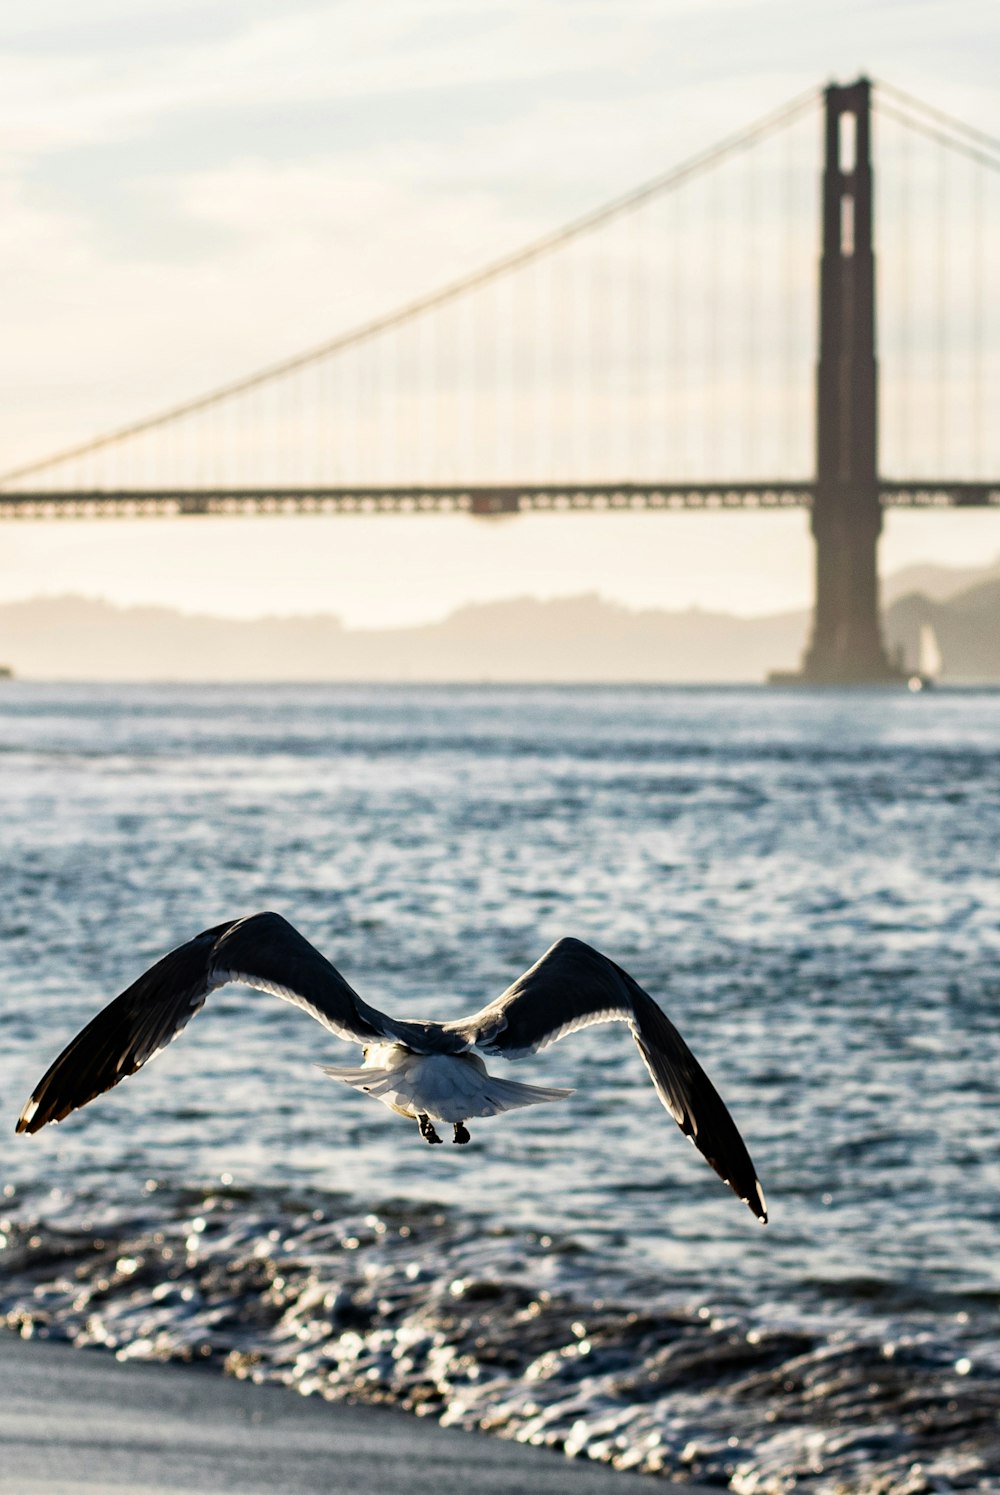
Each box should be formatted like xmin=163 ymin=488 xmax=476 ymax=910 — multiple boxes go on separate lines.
xmin=0 ymin=480 xmax=997 ymax=520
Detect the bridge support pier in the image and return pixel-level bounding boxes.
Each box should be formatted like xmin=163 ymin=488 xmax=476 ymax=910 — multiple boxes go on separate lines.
xmin=774 ymin=76 xmax=902 ymax=685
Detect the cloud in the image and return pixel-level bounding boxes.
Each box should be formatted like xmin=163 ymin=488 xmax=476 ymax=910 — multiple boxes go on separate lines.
xmin=0 ymin=3 xmax=824 ymax=468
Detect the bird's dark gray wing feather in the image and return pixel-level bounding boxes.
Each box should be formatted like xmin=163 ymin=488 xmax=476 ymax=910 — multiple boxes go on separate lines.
xmin=450 ymin=937 xmax=767 ymax=1222
xmin=449 ymin=937 xmax=631 ymax=1055
xmin=16 ymin=912 xmax=392 ymax=1134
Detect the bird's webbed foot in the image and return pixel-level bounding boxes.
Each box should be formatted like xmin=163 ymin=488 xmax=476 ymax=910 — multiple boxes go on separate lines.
xmin=418 ymin=1113 xmax=443 ymax=1145
xmin=452 ymin=1122 xmax=470 ymax=1145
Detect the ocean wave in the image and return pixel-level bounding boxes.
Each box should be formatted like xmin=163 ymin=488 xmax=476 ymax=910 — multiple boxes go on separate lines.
xmin=2 ymin=1185 xmax=996 ymax=1494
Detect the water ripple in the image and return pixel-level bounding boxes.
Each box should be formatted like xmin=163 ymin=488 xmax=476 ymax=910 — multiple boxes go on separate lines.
xmin=2 ymin=682 xmax=999 ymax=1491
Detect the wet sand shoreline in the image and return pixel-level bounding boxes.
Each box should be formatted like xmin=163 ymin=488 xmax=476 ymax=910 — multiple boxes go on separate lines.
xmin=0 ymin=1333 xmax=712 ymax=1495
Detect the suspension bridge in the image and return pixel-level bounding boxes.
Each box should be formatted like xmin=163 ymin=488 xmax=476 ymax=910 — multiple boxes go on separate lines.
xmin=2 ymin=76 xmax=998 ymax=682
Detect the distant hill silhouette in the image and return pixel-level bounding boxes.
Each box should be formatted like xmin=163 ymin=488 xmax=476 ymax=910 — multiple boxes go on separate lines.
xmin=881 ymin=555 xmax=1000 ymax=605
xmin=1 ymin=555 xmax=997 ymax=681
xmin=0 ymin=593 xmax=807 ymax=681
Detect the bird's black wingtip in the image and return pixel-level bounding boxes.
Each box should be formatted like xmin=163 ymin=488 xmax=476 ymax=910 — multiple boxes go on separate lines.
xmin=15 ymin=1093 xmax=57 ymax=1134
xmin=751 ymin=1180 xmax=768 ymax=1224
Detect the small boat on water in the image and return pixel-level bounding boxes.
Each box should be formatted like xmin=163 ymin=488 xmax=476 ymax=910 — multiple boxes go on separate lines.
xmin=907 ymin=622 xmax=943 ymax=692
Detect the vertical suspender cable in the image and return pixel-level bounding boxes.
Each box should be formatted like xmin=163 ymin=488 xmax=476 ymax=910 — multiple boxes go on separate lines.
xmin=205 ymin=403 xmax=214 ymax=493
xmin=592 ymin=226 xmax=607 ymax=481
xmin=389 ymin=325 xmax=400 ymax=489
xmin=439 ymin=300 xmax=455 ymax=486
xmin=935 ymin=138 xmax=947 ymax=475
xmin=781 ymin=110 xmax=795 ymax=476
xmin=705 ymin=168 xmax=720 ymax=478
xmin=359 ymin=334 xmax=371 ymax=487
xmin=286 ymin=368 xmax=294 ymax=491
xmin=471 ymin=284 xmax=484 ymax=481
xmin=499 ymin=274 xmax=512 ymax=484
xmin=534 ymin=252 xmax=549 ymax=483
xmin=507 ymin=273 xmax=518 ymax=485
xmin=672 ymin=185 xmax=685 ymax=479
xmin=636 ymin=195 xmax=652 ymax=482
xmin=422 ymin=310 xmax=434 ymax=488
xmin=972 ymin=159 xmax=984 ymax=478
xmin=341 ymin=344 xmax=355 ymax=489
xmin=459 ymin=293 xmax=471 ymax=484
xmin=572 ymin=238 xmax=586 ymax=480
xmin=345 ymin=342 xmax=357 ymax=487
xmin=899 ymin=111 xmax=912 ymax=475
xmin=314 ymin=354 xmax=323 ymax=489
xmin=330 ymin=341 xmax=339 ymax=490
xmin=617 ymin=208 xmax=630 ymax=481
xmin=745 ymin=144 xmax=758 ymax=477
xmin=398 ymin=319 xmax=411 ymax=491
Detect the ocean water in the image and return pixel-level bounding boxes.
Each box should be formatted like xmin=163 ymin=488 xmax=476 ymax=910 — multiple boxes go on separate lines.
xmin=1 ymin=683 xmax=997 ymax=1492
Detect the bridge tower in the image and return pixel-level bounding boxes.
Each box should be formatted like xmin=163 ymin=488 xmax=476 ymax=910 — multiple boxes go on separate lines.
xmin=782 ymin=77 xmax=902 ymax=684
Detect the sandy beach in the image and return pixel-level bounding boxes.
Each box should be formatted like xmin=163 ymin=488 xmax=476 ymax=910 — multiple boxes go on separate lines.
xmin=0 ymin=1334 xmax=698 ymax=1495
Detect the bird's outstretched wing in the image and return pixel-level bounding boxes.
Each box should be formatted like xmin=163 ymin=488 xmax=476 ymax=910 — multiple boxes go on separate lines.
xmin=448 ymin=937 xmax=767 ymax=1222
xmin=16 ymin=912 xmax=398 ymax=1134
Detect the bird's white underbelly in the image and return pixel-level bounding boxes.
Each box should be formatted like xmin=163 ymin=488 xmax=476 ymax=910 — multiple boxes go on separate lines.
xmin=320 ymin=1042 xmax=571 ymax=1122
xmin=362 ymin=1045 xmax=491 ymax=1122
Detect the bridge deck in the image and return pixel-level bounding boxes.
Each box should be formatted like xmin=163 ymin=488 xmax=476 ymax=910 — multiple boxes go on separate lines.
xmin=0 ymin=480 xmax=997 ymax=519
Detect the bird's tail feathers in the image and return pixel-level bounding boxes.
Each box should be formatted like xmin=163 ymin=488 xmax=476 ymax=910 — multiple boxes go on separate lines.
xmin=465 ymin=1075 xmax=574 ymax=1116
xmin=317 ymin=1063 xmax=573 ymax=1116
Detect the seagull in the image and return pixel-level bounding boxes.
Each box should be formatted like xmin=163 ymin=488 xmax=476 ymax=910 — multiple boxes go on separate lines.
xmin=16 ymin=912 xmax=767 ymax=1222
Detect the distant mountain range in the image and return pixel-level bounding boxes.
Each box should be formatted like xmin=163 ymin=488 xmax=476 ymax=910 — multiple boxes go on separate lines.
xmin=1 ymin=557 xmax=998 ymax=682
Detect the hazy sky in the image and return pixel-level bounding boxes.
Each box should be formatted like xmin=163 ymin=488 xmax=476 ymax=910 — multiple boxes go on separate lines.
xmin=1 ymin=0 xmax=998 ymax=625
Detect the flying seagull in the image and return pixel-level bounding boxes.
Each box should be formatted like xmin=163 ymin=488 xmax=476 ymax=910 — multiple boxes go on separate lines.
xmin=16 ymin=912 xmax=767 ymax=1222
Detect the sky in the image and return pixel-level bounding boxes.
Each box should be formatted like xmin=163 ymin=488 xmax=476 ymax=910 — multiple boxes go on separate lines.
xmin=1 ymin=0 xmax=998 ymax=627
